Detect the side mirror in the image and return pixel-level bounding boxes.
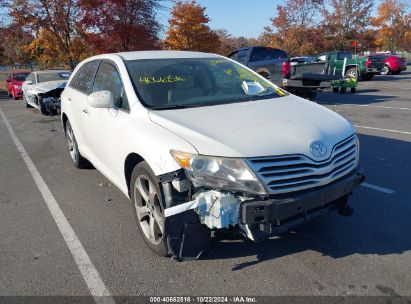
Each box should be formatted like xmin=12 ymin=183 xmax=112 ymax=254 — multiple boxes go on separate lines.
xmin=25 ymin=81 xmax=33 ymax=85
xmin=6 ymin=79 xmax=11 ymax=83
xmin=87 ymin=91 xmax=114 ymax=108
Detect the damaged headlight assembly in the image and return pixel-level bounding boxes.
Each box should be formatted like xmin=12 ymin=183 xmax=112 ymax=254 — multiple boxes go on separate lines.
xmin=170 ymin=150 xmax=266 ymax=195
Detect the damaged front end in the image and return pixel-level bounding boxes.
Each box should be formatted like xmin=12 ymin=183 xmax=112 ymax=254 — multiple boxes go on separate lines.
xmin=160 ymin=147 xmax=364 ymax=261
xmin=161 ymin=170 xmax=364 ymax=261
xmin=38 ymin=88 xmax=64 ymax=115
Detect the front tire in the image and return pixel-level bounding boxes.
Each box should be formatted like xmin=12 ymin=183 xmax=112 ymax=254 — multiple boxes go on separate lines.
xmin=130 ymin=162 xmax=169 ymax=256
xmin=38 ymin=96 xmax=48 ymax=115
xmin=24 ymin=94 xmax=33 ymax=108
xmin=65 ymin=121 xmax=91 ymax=169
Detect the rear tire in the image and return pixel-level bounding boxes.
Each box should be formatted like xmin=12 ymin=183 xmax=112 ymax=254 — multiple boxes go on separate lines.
xmin=381 ymin=65 xmax=391 ymax=75
xmin=65 ymin=121 xmax=91 ymax=169
xmin=130 ymin=161 xmax=169 ymax=257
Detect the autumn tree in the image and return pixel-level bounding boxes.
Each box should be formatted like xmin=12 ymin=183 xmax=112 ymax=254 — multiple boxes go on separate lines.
xmin=215 ymin=29 xmax=240 ymax=55
xmin=3 ymin=0 xmax=89 ymax=69
xmin=371 ymin=0 xmax=409 ymax=52
xmin=0 ymin=22 xmax=33 ymax=67
xmin=322 ymin=0 xmax=374 ymax=51
xmin=23 ymin=28 xmax=91 ymax=67
xmin=79 ymin=0 xmax=163 ymax=53
xmin=164 ymin=0 xmax=221 ymax=52
xmin=263 ymin=0 xmax=328 ymax=56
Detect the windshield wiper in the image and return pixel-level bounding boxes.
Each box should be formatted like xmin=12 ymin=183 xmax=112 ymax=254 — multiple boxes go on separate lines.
xmin=149 ymin=104 xmax=205 ymax=110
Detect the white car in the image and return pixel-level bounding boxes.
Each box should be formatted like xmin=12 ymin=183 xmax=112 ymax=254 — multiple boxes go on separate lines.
xmin=61 ymin=51 xmax=364 ymax=259
xmin=23 ymin=70 xmax=71 ymax=115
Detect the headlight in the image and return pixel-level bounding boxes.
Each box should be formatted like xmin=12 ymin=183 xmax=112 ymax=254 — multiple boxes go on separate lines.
xmin=170 ymin=150 xmax=266 ymax=195
xmin=355 ymin=134 xmax=360 ymax=165
xmin=14 ymin=85 xmax=22 ymax=89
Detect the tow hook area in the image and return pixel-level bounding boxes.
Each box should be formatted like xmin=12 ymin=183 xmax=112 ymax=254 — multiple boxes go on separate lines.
xmin=160 ymin=171 xmax=243 ymax=261
xmin=160 ymin=171 xmax=211 ymax=261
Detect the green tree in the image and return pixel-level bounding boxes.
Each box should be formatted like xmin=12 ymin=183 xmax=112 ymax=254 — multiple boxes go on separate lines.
xmin=4 ymin=0 xmax=88 ymax=68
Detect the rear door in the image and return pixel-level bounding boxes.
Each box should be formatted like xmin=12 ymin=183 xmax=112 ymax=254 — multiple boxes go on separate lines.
xmin=247 ymin=47 xmax=287 ymax=85
xmin=64 ymin=60 xmax=100 ymax=158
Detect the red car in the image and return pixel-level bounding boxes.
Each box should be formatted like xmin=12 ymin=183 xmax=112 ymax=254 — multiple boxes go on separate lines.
xmin=5 ymin=69 xmax=31 ymax=100
xmin=381 ymin=55 xmax=407 ymax=75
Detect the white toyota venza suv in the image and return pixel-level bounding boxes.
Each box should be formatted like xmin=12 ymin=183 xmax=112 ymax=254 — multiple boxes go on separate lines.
xmin=61 ymin=51 xmax=364 ymax=260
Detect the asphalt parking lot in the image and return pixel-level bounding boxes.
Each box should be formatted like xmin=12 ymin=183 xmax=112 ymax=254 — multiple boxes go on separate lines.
xmin=0 ymin=72 xmax=411 ymax=301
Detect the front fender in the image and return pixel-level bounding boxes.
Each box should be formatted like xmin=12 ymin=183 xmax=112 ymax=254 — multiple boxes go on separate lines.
xmin=121 ymin=113 xmax=197 ymax=177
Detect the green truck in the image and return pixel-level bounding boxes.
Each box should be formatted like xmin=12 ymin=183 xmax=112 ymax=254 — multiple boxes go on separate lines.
xmin=317 ymin=51 xmax=385 ymax=80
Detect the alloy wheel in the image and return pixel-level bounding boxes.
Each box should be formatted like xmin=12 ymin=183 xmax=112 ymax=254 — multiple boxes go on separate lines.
xmin=134 ymin=175 xmax=164 ymax=246
xmin=66 ymin=124 xmax=78 ymax=163
xmin=381 ymin=65 xmax=390 ymax=75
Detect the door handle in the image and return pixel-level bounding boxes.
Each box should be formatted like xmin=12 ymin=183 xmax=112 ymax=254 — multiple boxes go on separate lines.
xmin=82 ymin=108 xmax=89 ymax=114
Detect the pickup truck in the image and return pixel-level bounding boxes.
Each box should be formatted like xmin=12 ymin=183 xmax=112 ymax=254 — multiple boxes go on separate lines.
xmin=317 ymin=51 xmax=385 ymax=80
xmin=228 ymin=46 xmax=341 ymax=100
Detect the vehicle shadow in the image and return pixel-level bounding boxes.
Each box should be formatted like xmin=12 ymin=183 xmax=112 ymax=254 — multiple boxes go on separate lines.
xmin=0 ymin=91 xmax=9 ymax=99
xmin=373 ymin=71 xmax=411 ymax=81
xmin=317 ymin=90 xmax=396 ymax=105
xmin=200 ymin=134 xmax=411 ymax=270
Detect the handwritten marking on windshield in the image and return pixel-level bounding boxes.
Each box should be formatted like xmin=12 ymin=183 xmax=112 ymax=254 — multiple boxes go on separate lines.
xmin=139 ymin=75 xmax=186 ymax=85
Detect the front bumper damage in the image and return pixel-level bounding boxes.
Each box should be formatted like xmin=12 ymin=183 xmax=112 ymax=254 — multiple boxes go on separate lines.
xmin=160 ymin=170 xmax=365 ymax=260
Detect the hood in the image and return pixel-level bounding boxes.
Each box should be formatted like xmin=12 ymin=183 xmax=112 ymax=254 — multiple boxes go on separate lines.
xmin=28 ymin=80 xmax=67 ymax=94
xmin=148 ymin=95 xmax=355 ymax=159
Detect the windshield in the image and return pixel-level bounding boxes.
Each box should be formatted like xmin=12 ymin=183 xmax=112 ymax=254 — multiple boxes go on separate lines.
xmin=37 ymin=72 xmax=71 ymax=83
xmin=125 ymin=57 xmax=287 ymax=109
xmin=13 ymin=73 xmax=29 ymax=81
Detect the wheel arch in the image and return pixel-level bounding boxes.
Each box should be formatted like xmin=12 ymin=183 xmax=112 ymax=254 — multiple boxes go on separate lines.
xmin=256 ymin=68 xmax=271 ymax=79
xmin=61 ymin=112 xmax=68 ymax=134
xmin=344 ymin=64 xmax=359 ymax=74
xmin=124 ymin=153 xmax=145 ymax=196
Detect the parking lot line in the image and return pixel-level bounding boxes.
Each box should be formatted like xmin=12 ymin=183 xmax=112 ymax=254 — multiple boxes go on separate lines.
xmin=325 ymin=103 xmax=411 ymax=111
xmin=361 ymin=182 xmax=395 ymax=194
xmin=0 ymin=109 xmax=115 ymax=304
xmin=354 ymin=125 xmax=411 ymax=135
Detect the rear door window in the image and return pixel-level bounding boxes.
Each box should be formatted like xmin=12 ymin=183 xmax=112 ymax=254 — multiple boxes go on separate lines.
xmin=236 ymin=49 xmax=249 ymax=63
xmin=250 ymin=48 xmax=287 ymax=62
